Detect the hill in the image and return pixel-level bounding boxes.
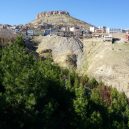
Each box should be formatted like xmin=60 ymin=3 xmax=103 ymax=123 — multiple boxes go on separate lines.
xmin=30 ymin=10 xmax=94 ymax=30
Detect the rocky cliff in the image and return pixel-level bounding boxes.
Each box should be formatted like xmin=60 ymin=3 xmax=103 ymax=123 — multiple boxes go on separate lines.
xmin=35 ymin=35 xmax=84 ymax=69
xmin=36 ymin=11 xmax=70 ymax=19
xmin=35 ymin=36 xmax=129 ymax=97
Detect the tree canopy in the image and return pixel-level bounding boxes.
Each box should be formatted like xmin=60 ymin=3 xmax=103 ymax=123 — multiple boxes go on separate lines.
xmin=0 ymin=37 xmax=129 ymax=129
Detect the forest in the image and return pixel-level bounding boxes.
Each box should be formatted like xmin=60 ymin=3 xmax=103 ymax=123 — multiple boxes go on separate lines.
xmin=0 ymin=37 xmax=129 ymax=129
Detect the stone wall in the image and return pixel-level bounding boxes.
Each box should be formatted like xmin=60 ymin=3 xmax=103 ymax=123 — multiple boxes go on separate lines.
xmin=36 ymin=11 xmax=70 ymax=19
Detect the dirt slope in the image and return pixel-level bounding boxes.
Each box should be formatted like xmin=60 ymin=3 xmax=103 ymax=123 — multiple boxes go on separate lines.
xmin=35 ymin=35 xmax=84 ymax=68
xmin=35 ymin=36 xmax=129 ymax=97
xmin=81 ymin=38 xmax=129 ymax=97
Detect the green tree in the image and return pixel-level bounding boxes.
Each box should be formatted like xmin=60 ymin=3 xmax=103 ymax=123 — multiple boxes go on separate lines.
xmin=1 ymin=36 xmax=129 ymax=129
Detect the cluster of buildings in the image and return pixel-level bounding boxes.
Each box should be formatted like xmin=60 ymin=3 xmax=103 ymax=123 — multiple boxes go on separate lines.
xmin=36 ymin=11 xmax=70 ymax=19
xmin=1 ymin=22 xmax=129 ymax=42
xmin=0 ymin=24 xmax=24 ymax=32
xmin=0 ymin=23 xmax=91 ymax=39
xmin=28 ymin=23 xmax=92 ymax=38
xmin=90 ymin=26 xmax=129 ymax=41
xmin=90 ymin=26 xmax=128 ymax=34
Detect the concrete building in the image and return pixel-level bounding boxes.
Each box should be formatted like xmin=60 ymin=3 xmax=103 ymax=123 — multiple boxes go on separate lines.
xmin=95 ymin=26 xmax=106 ymax=33
xmin=69 ymin=27 xmax=75 ymax=32
xmin=106 ymin=28 xmax=123 ymax=33
xmin=90 ymin=27 xmax=95 ymax=33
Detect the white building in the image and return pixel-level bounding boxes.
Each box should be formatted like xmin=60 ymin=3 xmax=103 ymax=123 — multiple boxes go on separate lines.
xmin=90 ymin=27 xmax=95 ymax=33
xmin=60 ymin=27 xmax=66 ymax=31
xmin=69 ymin=27 xmax=75 ymax=32
xmin=106 ymin=28 xmax=123 ymax=33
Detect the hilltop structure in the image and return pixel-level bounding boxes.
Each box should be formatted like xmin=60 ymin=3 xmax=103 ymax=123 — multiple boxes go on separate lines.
xmin=36 ymin=11 xmax=70 ymax=19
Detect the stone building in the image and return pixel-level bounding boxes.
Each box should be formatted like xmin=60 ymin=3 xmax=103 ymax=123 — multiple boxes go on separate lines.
xmin=36 ymin=11 xmax=70 ymax=19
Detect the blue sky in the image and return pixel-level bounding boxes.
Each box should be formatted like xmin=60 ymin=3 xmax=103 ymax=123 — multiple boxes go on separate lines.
xmin=0 ymin=0 xmax=128 ymax=28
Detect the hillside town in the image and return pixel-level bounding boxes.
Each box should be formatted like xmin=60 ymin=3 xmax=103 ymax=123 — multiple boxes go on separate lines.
xmin=1 ymin=24 xmax=129 ymax=42
xmin=0 ymin=11 xmax=129 ymax=43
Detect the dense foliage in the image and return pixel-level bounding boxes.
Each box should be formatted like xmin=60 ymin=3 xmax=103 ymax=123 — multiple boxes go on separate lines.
xmin=0 ymin=37 xmax=129 ymax=129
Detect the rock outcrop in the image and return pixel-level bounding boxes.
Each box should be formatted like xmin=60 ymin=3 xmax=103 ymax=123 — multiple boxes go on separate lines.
xmin=36 ymin=11 xmax=70 ymax=19
xmin=36 ymin=35 xmax=84 ymax=69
